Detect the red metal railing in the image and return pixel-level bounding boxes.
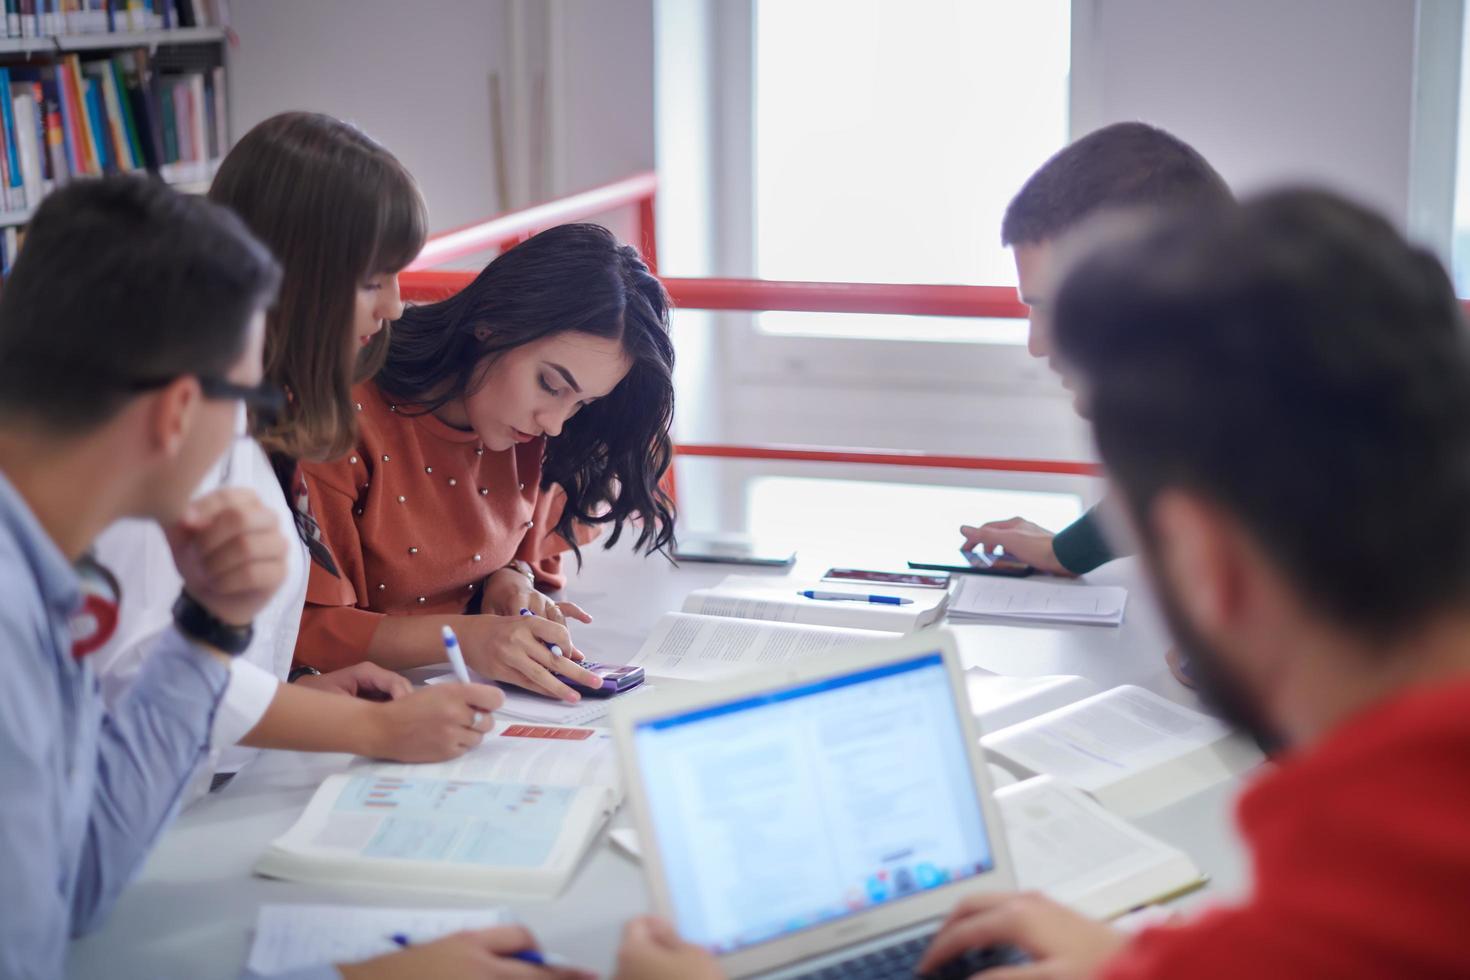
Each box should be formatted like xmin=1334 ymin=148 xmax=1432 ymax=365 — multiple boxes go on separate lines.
xmin=406 ymin=171 xmax=658 ymax=273
xmin=401 ymin=172 xmax=1098 ymax=489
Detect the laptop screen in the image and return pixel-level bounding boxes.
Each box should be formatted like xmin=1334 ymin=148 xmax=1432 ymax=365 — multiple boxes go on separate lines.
xmin=632 ymin=652 xmax=996 ymax=955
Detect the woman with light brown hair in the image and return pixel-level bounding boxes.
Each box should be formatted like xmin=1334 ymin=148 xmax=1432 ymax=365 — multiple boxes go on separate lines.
xmin=91 ymin=112 xmax=503 ymax=795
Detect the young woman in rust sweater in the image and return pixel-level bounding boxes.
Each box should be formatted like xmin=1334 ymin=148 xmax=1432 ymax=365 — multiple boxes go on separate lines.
xmin=297 ymin=223 xmax=676 ymax=703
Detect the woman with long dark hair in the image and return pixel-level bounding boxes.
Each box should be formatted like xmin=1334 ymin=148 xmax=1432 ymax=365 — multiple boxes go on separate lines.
xmin=296 ymin=222 xmax=675 ymax=702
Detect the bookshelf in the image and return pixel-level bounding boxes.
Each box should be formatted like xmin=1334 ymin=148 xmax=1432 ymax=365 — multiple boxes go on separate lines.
xmin=0 ymin=23 xmax=230 ymax=250
xmin=0 ymin=26 xmax=225 ymax=55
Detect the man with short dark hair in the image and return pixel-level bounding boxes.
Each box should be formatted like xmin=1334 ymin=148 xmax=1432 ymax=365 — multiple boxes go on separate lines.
xmin=612 ymin=189 xmax=1470 ymax=980
xmin=0 ymin=176 xmax=289 ymax=978
xmin=961 ymin=122 xmax=1232 ymax=580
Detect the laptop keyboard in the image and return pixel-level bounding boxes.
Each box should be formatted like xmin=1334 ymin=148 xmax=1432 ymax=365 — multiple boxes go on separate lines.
xmin=789 ymin=934 xmax=1028 ymax=979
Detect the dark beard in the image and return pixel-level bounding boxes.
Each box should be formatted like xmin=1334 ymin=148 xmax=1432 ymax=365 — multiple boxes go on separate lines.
xmin=1148 ymin=559 xmax=1289 ymax=756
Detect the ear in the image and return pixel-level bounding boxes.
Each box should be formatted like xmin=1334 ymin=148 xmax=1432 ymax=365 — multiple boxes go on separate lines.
xmin=1149 ymin=489 xmax=1250 ymax=635
xmin=474 ymin=323 xmax=492 ymax=342
xmin=145 ymin=377 xmax=202 ymax=459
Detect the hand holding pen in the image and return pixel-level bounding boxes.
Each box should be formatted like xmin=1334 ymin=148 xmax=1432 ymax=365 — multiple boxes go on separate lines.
xmin=351 ymin=926 xmax=592 ymax=979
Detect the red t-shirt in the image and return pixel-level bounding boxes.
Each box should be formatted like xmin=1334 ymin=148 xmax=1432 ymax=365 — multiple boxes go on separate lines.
xmin=1100 ymin=677 xmax=1470 ymax=980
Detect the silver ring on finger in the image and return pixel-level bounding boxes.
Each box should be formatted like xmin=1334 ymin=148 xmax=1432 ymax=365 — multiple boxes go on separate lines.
xmin=472 ymin=711 xmax=484 ymax=728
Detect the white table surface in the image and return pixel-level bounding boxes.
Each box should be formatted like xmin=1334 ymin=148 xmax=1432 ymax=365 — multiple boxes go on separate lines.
xmin=66 ymin=544 xmax=1252 ymax=979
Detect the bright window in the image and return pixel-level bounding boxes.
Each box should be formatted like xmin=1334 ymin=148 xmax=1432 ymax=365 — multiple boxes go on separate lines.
xmin=1453 ymin=8 xmax=1470 ymax=293
xmin=754 ymin=0 xmax=1071 ymax=340
xmin=747 ymin=476 xmax=1082 ymax=566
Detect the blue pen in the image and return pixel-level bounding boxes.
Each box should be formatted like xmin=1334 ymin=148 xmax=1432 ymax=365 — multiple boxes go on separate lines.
xmin=519 ymin=607 xmax=564 ymax=658
xmin=389 ymin=935 xmax=561 ymax=968
xmin=797 ymin=589 xmax=914 ymax=606
xmin=441 ymin=626 xmax=484 ymax=728
xmin=440 ymin=624 xmax=472 ymax=683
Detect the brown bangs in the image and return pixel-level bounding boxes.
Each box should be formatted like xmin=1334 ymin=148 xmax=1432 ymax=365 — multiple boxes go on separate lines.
xmin=355 ymin=155 xmax=428 ymax=383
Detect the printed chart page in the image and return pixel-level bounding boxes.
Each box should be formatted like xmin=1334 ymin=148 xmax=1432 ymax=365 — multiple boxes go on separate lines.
xmin=360 ymin=720 xmax=621 ymax=797
xmin=257 ymin=772 xmax=610 ymax=898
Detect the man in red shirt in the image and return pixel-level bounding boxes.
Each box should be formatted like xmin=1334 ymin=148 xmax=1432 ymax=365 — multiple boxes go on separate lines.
xmin=912 ymin=190 xmax=1470 ymax=979
xmin=614 ymin=190 xmax=1470 ymax=979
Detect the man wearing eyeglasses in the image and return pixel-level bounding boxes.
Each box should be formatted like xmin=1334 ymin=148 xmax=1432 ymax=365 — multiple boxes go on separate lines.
xmin=0 ymin=179 xmax=578 ymax=980
xmin=0 ymin=175 xmax=286 ymax=980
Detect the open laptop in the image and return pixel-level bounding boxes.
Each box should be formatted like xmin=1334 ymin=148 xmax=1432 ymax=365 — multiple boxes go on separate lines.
xmin=610 ymin=628 xmax=1024 ymax=978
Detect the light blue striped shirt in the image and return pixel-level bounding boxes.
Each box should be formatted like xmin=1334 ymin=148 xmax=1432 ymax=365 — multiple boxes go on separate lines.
xmin=0 ymin=466 xmax=231 ymax=978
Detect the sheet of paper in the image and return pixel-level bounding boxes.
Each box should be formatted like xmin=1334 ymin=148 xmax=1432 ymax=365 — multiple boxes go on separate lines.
xmin=629 ymin=612 xmax=893 ymax=681
xmin=246 ymin=904 xmax=507 ymax=974
xmin=362 ymin=720 xmax=620 ymax=795
xmin=981 ymin=686 xmax=1232 ymax=793
xmin=426 ymin=673 xmax=655 ymax=726
xmin=948 ymin=576 xmax=1127 ymax=626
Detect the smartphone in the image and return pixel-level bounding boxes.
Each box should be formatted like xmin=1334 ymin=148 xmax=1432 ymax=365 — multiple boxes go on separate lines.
xmin=672 ymin=532 xmax=796 ymax=567
xmin=908 ymin=550 xmax=1035 ymax=577
xmin=821 ymin=567 xmax=952 ymax=589
xmin=565 ymin=662 xmax=646 ymax=698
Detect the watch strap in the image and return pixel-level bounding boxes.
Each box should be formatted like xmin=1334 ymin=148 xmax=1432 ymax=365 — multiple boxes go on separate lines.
xmin=171 ymin=591 xmax=253 ymax=656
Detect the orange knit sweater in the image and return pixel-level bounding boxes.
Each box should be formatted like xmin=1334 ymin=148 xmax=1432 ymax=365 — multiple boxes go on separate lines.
xmin=293 ymin=380 xmax=596 ymax=670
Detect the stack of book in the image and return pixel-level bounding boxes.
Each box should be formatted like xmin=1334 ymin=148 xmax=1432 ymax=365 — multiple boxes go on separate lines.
xmin=2 ymin=0 xmax=230 ymax=38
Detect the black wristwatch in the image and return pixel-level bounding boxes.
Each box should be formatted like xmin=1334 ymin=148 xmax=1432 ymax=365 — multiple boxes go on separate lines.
xmin=288 ymin=665 xmax=322 ymax=683
xmin=172 ymin=591 xmax=254 ymax=655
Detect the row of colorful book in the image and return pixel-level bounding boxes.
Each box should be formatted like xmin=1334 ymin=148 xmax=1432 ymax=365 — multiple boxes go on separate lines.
xmin=0 ymin=0 xmax=228 ymax=37
xmin=0 ymin=50 xmax=225 ymax=215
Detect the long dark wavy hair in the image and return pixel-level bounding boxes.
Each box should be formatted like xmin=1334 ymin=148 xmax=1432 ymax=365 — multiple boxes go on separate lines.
xmin=376 ymin=222 xmax=676 ymax=560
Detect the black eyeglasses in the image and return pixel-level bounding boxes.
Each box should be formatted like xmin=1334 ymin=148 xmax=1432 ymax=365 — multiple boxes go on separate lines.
xmin=128 ymin=375 xmax=286 ymax=428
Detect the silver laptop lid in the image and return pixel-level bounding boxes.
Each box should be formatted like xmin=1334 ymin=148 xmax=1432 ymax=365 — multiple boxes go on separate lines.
xmin=613 ymin=630 xmax=1014 ymax=978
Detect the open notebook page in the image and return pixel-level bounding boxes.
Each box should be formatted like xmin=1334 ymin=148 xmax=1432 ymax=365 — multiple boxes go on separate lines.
xmin=629 ymin=612 xmax=897 ymax=681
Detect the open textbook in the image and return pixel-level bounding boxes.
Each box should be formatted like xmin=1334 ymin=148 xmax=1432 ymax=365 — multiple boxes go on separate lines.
xmin=981 ymin=685 xmax=1264 ymax=818
xmin=680 ymin=574 xmax=949 ymax=632
xmin=627 ymin=611 xmax=899 ymax=681
xmin=996 ymin=775 xmax=1205 ymax=919
xmin=255 ymin=722 xmax=619 ymax=899
xmin=966 ymin=670 xmax=1100 ymax=735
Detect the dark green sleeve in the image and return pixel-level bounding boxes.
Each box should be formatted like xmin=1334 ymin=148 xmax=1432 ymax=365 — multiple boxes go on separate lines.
xmin=1052 ymin=504 xmax=1118 ymax=575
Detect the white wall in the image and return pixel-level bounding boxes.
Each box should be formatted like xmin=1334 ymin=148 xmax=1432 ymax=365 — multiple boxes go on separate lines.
xmin=1072 ymin=0 xmax=1424 ymax=226
xmin=552 ymin=0 xmax=656 ymax=195
xmin=227 ymin=0 xmax=508 ymax=234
